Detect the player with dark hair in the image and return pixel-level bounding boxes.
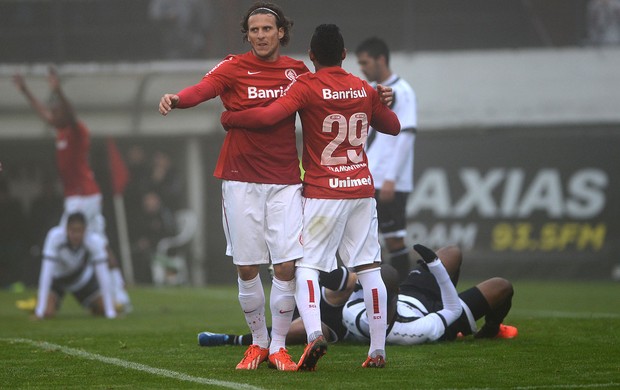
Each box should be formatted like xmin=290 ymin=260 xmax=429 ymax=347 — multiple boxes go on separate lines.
xmin=158 ymin=2 xmax=308 ymax=371
xmin=355 ymin=37 xmax=418 ymax=281
xmin=221 ymin=23 xmax=401 ymax=369
xmin=13 ymin=66 xmax=132 ymax=313
xmin=34 ymin=212 xmax=116 ymax=319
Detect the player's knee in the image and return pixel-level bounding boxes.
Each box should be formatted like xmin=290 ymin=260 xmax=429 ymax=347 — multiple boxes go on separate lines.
xmin=490 ymin=277 xmax=513 ymax=299
xmin=273 ymin=261 xmax=296 ymax=281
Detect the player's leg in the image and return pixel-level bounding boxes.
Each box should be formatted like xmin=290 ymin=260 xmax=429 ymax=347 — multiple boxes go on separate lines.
xmin=265 ymin=184 xmax=302 ymax=370
xmin=376 ymin=191 xmax=410 ymax=281
xmin=473 ymin=277 xmax=516 ymax=338
xmin=346 ymin=198 xmax=387 ymax=368
xmin=222 ymin=181 xmax=270 ymax=369
xmin=435 ymin=245 xmax=462 ymax=286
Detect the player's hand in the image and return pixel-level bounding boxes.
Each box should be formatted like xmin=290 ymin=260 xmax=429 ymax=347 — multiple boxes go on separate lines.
xmin=378 ymin=180 xmax=396 ymax=202
xmin=413 ymin=244 xmax=438 ymax=264
xmin=48 ymin=65 xmax=61 ymax=91
xmin=13 ymin=73 xmax=26 ymax=92
xmin=159 ymin=94 xmax=179 ymax=116
xmin=377 ymin=84 xmax=393 ymax=106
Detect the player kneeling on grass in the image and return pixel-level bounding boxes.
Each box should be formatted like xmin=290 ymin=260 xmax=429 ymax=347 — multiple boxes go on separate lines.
xmin=34 ymin=212 xmax=116 ymax=319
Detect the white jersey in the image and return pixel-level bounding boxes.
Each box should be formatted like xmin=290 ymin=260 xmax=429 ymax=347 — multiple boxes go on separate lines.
xmin=42 ymin=226 xmax=108 ymax=281
xmin=342 ymin=260 xmax=462 ymax=345
xmin=365 ymin=74 xmax=417 ymax=192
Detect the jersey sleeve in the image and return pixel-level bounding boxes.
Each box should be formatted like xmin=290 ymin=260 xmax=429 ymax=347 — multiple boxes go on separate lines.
xmin=42 ymin=227 xmax=64 ymax=261
xmin=84 ymin=232 xmax=108 ymax=264
xmin=176 ymin=56 xmax=235 ymax=108
xmin=369 ymin=86 xmax=400 ymax=135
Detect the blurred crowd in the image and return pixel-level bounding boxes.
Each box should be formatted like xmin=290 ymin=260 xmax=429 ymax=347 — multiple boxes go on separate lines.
xmin=0 ymin=145 xmax=185 ymax=289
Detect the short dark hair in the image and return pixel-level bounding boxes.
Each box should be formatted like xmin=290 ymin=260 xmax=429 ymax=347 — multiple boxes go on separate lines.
xmin=67 ymin=212 xmax=87 ymax=226
xmin=356 ymin=37 xmax=390 ymax=66
xmin=241 ymin=2 xmax=293 ymax=46
xmin=310 ymin=24 xmax=344 ymax=67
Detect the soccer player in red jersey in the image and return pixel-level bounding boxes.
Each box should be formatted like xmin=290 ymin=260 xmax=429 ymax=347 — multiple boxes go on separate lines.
xmin=159 ymin=2 xmax=308 ymax=371
xmin=14 ymin=66 xmax=131 ymax=315
xmin=221 ymin=24 xmax=401 ymax=369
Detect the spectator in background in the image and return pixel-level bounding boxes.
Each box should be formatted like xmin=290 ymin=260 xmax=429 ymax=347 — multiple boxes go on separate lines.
xmin=148 ymin=150 xmax=183 ymax=211
xmin=0 ymin=177 xmax=27 ymax=288
xmin=148 ymin=0 xmax=213 ymax=59
xmin=355 ymin=37 xmax=418 ymax=281
xmin=587 ymin=0 xmax=620 ymax=45
xmin=130 ymin=191 xmax=176 ymax=284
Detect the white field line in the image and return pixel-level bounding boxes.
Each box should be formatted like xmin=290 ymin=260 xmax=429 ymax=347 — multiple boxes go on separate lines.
xmin=511 ymin=309 xmax=620 ymax=319
xmin=2 ymin=338 xmax=264 ymax=390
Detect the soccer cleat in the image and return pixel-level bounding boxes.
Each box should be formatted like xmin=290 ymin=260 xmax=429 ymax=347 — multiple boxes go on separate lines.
xmin=235 ymin=344 xmax=269 ymax=370
xmin=198 ymin=331 xmax=230 ymax=347
xmin=496 ymin=324 xmax=518 ymax=339
xmin=362 ymin=354 xmax=386 ymax=368
xmin=268 ymin=348 xmax=298 ymax=371
xmin=297 ymin=335 xmax=328 ymax=371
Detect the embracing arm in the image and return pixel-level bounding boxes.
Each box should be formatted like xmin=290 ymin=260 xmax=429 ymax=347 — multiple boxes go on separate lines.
xmin=159 ymin=79 xmax=219 ymax=115
xmin=370 ymin=104 xmax=400 ymax=136
xmin=220 ymin=102 xmax=293 ymax=130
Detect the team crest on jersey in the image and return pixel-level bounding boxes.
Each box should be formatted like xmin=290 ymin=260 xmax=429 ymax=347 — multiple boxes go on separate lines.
xmin=285 ymin=69 xmax=298 ymax=82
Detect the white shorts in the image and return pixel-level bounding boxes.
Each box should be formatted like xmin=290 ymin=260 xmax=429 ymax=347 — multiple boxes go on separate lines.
xmin=222 ymin=180 xmax=303 ymax=266
xmin=61 ymin=193 xmax=106 ymax=236
xmin=298 ymin=197 xmax=381 ymax=272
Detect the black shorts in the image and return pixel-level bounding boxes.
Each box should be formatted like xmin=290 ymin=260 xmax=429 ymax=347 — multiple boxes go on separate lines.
xmin=51 ymin=271 xmax=101 ymax=309
xmin=375 ymin=190 xmax=409 ymax=236
xmin=399 ymin=262 xmax=478 ymax=340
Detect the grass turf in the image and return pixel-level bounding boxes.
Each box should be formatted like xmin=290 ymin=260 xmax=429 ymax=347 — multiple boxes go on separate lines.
xmin=1 ymin=280 xmax=619 ymax=389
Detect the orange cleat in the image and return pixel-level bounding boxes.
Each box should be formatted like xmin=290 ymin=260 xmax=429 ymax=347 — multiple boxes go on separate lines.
xmin=268 ymin=348 xmax=298 ymax=371
xmin=297 ymin=336 xmax=328 ymax=371
xmin=235 ymin=344 xmax=269 ymax=370
xmin=362 ymin=354 xmax=386 ymax=368
xmin=496 ymin=324 xmax=518 ymax=339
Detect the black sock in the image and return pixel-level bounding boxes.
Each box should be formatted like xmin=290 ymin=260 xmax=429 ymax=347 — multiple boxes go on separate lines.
xmin=319 ymin=265 xmax=349 ymax=291
xmin=476 ymin=291 xmax=513 ymax=338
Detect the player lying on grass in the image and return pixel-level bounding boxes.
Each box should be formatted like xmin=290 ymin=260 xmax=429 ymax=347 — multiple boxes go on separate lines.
xmin=34 ymin=212 xmax=116 ymax=319
xmin=199 ymin=244 xmax=517 ymax=346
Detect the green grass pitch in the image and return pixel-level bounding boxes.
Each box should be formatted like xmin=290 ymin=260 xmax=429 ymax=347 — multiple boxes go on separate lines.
xmin=1 ymin=280 xmax=619 ymax=389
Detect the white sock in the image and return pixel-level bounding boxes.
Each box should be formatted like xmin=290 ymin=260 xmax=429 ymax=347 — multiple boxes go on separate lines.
xmin=357 ymin=267 xmax=387 ymax=358
xmin=295 ymin=267 xmax=323 ymax=343
xmin=110 ymin=268 xmax=130 ymax=305
xmin=269 ymin=276 xmax=296 ymax=354
xmin=238 ymin=275 xmax=269 ymax=349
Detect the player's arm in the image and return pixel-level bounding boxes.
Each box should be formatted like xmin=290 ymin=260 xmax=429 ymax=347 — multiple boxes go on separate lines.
xmin=370 ymin=104 xmax=400 ymax=136
xmin=13 ymin=73 xmax=54 ymax=125
xmin=414 ymin=244 xmax=462 ymax=332
xmin=48 ymin=66 xmax=78 ymax=128
xmin=376 ymin=84 xmax=393 ymax=106
xmin=159 ymin=78 xmax=219 ymax=115
xmin=90 ymin=235 xmax=116 ymax=318
xmin=220 ymin=102 xmax=295 ymax=130
xmin=34 ymin=258 xmax=55 ymax=319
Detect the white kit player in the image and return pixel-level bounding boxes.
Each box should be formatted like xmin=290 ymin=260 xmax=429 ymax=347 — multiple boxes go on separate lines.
xmin=221 ymin=24 xmax=401 ymax=369
xmin=356 ymin=37 xmax=417 ymax=280
xmin=35 ymin=212 xmax=116 ymax=319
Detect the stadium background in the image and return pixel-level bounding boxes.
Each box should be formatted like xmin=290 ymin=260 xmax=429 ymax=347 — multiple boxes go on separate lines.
xmin=0 ymin=0 xmax=618 ymax=286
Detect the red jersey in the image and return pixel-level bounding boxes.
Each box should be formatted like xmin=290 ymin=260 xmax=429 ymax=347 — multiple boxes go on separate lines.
xmin=221 ymin=67 xmax=400 ymax=199
xmin=177 ymin=52 xmax=309 ymax=184
xmin=55 ymin=121 xmax=100 ymax=197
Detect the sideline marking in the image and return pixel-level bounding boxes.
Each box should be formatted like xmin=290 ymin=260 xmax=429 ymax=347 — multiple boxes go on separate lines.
xmin=449 ymin=384 xmax=619 ymax=390
xmin=2 ymin=338 xmax=264 ymax=390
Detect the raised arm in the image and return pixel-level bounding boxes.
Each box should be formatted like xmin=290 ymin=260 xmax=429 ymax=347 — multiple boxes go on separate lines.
xmin=13 ymin=72 xmax=54 ymax=125
xmin=220 ymin=102 xmax=293 ymax=130
xmin=47 ymin=65 xmax=77 ymax=127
